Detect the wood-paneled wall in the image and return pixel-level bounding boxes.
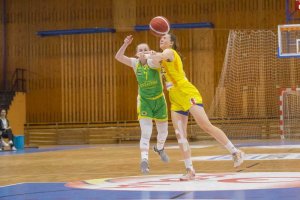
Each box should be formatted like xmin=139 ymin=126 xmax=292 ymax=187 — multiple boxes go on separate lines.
xmin=0 ymin=0 xmax=295 ymax=123
xmin=135 ymin=0 xmax=287 ymax=28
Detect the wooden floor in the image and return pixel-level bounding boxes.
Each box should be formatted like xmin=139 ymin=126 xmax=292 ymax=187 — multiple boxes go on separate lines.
xmin=1 ymin=139 xmax=300 ymax=187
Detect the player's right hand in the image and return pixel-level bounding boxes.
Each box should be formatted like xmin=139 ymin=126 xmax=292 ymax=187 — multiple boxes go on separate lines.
xmin=124 ymin=35 xmax=133 ymax=45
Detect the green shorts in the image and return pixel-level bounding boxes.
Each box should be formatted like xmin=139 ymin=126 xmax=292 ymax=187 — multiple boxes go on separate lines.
xmin=137 ymin=94 xmax=168 ymax=121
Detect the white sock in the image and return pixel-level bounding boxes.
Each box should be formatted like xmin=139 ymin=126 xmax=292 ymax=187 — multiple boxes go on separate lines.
xmin=156 ymin=121 xmax=168 ymax=150
xmin=141 ymin=151 xmax=148 ymax=160
xmin=184 ymin=158 xmax=194 ymax=171
xmin=225 ymin=141 xmax=238 ymax=154
xmin=140 ymin=137 xmax=150 ymax=160
xmin=139 ymin=119 xmax=152 ymax=161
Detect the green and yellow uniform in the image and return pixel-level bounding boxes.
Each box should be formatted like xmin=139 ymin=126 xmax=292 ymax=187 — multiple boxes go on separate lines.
xmin=131 ymin=58 xmax=168 ymax=121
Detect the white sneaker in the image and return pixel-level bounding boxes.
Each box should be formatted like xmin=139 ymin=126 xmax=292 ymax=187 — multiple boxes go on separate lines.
xmin=11 ymin=146 xmax=17 ymax=151
xmin=232 ymin=150 xmax=245 ymax=168
xmin=1 ymin=139 xmax=9 ymax=147
xmin=180 ymin=168 xmax=196 ymax=181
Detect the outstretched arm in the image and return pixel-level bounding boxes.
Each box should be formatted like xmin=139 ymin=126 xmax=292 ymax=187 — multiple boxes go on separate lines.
xmin=147 ymin=49 xmax=174 ymax=63
xmin=115 ymin=35 xmax=134 ymax=67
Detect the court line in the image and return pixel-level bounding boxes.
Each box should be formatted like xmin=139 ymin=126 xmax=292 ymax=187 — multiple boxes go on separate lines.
xmin=0 ymin=182 xmax=65 ymax=188
xmin=170 ymin=191 xmax=192 ymax=199
xmin=0 ymin=189 xmax=78 ymax=198
xmin=236 ymin=162 xmax=260 ymax=172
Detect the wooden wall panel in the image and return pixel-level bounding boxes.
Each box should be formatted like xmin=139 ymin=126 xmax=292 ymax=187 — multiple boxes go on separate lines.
xmin=25 ymin=0 xmax=112 ymax=29
xmin=60 ymin=32 xmax=145 ymax=122
xmin=112 ymin=0 xmax=136 ymax=31
xmin=26 ymin=37 xmax=62 ymax=123
xmin=136 ymin=0 xmax=287 ymax=29
xmin=191 ymin=29 xmax=215 ymax=110
xmin=2 ymin=0 xmax=298 ymax=123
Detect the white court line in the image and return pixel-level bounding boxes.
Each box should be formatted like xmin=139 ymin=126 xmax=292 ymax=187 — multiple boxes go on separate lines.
xmin=0 ymin=182 xmax=65 ymax=188
xmin=244 ymin=145 xmax=300 ymax=149
xmin=165 ymin=145 xmax=213 ymax=150
xmin=191 ymin=153 xmax=300 ymax=161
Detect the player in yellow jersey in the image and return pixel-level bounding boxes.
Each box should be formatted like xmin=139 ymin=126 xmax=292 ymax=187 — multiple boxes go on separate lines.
xmin=149 ymin=33 xmax=245 ymax=181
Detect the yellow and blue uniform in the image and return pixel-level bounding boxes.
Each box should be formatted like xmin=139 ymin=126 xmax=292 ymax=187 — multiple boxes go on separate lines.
xmin=161 ymin=49 xmax=203 ymax=114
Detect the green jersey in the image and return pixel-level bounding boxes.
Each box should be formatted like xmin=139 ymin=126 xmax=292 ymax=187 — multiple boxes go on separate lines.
xmin=131 ymin=58 xmax=168 ymax=120
xmin=132 ymin=58 xmax=163 ymax=99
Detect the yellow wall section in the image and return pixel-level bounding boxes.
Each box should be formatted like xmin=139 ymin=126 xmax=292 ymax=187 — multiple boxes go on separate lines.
xmin=7 ymin=92 xmax=26 ymax=135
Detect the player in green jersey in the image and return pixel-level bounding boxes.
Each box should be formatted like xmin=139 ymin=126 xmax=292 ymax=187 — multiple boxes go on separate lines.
xmin=115 ymin=35 xmax=169 ymax=174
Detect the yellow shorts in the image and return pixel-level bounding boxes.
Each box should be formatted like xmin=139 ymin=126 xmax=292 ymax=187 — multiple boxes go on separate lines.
xmin=168 ymin=81 xmax=203 ymax=112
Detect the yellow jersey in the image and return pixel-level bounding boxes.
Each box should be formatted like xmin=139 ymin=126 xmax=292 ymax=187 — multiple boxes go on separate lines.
xmin=161 ymin=49 xmax=188 ymax=88
xmin=161 ymin=48 xmax=203 ymax=112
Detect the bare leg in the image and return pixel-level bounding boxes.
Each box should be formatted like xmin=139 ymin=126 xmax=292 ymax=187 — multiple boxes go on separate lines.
xmin=171 ymin=111 xmax=190 ymax=161
xmin=189 ymin=105 xmax=231 ymax=146
xmin=189 ymin=105 xmax=245 ymax=167
xmin=172 ymin=111 xmax=196 ymax=180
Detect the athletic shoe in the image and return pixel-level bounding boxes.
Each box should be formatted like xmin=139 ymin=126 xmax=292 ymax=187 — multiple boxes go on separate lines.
xmin=1 ymin=139 xmax=9 ymax=147
xmin=232 ymin=150 xmax=245 ymax=168
xmin=140 ymin=159 xmax=150 ymax=174
xmin=180 ymin=168 xmax=196 ymax=181
xmin=153 ymin=145 xmax=169 ymax=162
xmin=11 ymin=146 xmax=17 ymax=151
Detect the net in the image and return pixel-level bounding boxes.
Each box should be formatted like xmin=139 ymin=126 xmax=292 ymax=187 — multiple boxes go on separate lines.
xmin=199 ymin=30 xmax=300 ymax=140
xmin=281 ymin=88 xmax=300 ymax=139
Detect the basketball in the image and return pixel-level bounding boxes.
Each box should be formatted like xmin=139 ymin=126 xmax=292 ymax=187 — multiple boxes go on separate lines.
xmin=149 ymin=16 xmax=170 ymax=37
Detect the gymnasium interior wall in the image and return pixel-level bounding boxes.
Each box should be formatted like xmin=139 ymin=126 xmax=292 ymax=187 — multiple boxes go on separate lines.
xmin=0 ymin=0 xmax=292 ymax=124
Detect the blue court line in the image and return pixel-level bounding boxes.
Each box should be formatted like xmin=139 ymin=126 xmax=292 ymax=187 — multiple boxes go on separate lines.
xmin=0 ymin=182 xmax=300 ymax=200
xmin=0 ymin=145 xmax=95 ymax=156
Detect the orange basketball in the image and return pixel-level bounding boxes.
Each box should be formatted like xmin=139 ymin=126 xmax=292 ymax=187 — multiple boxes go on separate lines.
xmin=149 ymin=16 xmax=170 ymax=37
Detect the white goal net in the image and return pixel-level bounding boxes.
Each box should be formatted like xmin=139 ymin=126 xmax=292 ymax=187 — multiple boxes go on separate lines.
xmin=205 ymin=30 xmax=300 ymax=140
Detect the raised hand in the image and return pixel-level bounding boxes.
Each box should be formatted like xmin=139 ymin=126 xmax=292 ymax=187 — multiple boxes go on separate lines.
xmin=124 ymin=35 xmax=133 ymax=45
xmin=115 ymin=35 xmax=134 ymax=67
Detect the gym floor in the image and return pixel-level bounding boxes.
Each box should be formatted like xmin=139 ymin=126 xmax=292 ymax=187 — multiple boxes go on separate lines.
xmin=0 ymin=139 xmax=300 ymax=199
